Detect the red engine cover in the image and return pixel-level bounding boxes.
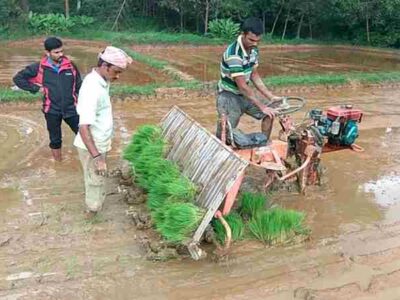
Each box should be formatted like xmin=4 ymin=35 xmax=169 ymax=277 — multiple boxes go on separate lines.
xmin=327 ymin=105 xmax=363 ymax=122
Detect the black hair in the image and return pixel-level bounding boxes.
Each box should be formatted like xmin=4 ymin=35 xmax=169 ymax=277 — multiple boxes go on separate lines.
xmin=44 ymin=37 xmax=63 ymax=51
xmin=97 ymin=57 xmax=113 ymax=68
xmin=241 ymin=17 xmax=264 ymax=36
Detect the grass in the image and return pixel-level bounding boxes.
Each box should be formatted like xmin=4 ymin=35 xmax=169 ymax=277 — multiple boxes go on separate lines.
xmin=3 ymin=70 xmax=399 ymax=103
xmin=65 ymin=256 xmax=79 ymax=279
xmin=64 ymin=30 xmax=227 ymax=45
xmin=0 ymin=89 xmax=39 ymax=102
xmin=263 ymin=71 xmax=400 ymax=87
xmin=121 ymin=47 xmax=169 ymax=70
xmin=0 ymin=80 xmax=203 ymax=102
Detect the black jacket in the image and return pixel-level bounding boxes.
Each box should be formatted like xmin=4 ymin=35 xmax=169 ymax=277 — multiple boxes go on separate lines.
xmin=13 ymin=56 xmax=82 ymax=118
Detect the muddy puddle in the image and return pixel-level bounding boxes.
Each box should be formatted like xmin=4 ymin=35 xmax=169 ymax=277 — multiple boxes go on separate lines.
xmin=0 ymin=39 xmax=171 ymax=87
xmin=1 ymin=85 xmax=400 ymax=299
xmin=134 ymin=45 xmax=400 ymax=81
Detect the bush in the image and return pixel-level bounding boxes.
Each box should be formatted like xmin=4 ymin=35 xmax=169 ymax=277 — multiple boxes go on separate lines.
xmin=28 ymin=13 xmax=74 ymax=34
xmin=73 ymin=15 xmax=95 ymax=27
xmin=208 ymin=18 xmax=240 ymax=40
xmin=28 ymin=13 xmax=94 ymax=34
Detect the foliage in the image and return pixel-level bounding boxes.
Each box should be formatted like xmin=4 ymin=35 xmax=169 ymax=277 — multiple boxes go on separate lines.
xmin=208 ymin=18 xmax=240 ymax=40
xmin=74 ymin=15 xmax=95 ymax=27
xmin=248 ymin=208 xmax=308 ymax=245
xmin=27 ymin=13 xmax=94 ymax=34
xmin=213 ymin=212 xmax=245 ymax=243
xmin=1 ymin=0 xmax=400 ymax=47
xmin=28 ymin=13 xmax=75 ymax=33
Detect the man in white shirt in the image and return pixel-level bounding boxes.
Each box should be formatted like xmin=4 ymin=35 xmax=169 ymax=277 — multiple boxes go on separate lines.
xmin=74 ymin=46 xmax=132 ymax=218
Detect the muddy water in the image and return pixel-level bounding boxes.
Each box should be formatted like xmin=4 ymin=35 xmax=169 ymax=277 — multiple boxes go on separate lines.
xmin=135 ymin=45 xmax=400 ymax=81
xmin=0 ymin=39 xmax=171 ymax=86
xmin=112 ymin=86 xmax=400 ymax=239
xmin=1 ymin=85 xmax=400 ymax=299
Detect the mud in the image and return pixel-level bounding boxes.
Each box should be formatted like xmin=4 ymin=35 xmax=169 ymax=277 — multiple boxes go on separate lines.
xmin=0 ymin=39 xmax=171 ymax=86
xmin=134 ymin=45 xmax=400 ymax=81
xmin=1 ymin=80 xmax=400 ymax=298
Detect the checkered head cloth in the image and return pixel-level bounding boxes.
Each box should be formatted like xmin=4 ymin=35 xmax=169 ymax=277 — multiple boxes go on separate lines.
xmin=99 ymin=46 xmax=133 ymax=69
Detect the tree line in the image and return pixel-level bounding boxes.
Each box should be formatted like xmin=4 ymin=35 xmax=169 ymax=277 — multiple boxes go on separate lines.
xmin=1 ymin=0 xmax=399 ymax=47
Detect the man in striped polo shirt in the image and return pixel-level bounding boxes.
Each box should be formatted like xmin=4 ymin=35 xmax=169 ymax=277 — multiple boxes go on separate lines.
xmin=216 ymin=17 xmax=281 ymax=144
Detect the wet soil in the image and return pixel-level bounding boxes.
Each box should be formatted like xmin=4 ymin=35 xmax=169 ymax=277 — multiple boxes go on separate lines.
xmin=1 ymin=84 xmax=400 ymax=299
xmin=134 ymin=45 xmax=400 ymax=81
xmin=0 ymin=39 xmax=172 ymax=86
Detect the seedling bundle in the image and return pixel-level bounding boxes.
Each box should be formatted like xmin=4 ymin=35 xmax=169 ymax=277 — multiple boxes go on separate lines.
xmin=213 ymin=192 xmax=309 ymax=246
xmin=124 ymin=125 xmax=203 ymax=243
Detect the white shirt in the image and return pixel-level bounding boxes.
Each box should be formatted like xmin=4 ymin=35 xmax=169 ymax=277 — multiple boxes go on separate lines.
xmin=74 ymin=69 xmax=113 ymax=153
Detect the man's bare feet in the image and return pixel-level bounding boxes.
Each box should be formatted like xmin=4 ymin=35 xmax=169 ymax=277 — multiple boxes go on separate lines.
xmin=51 ymin=149 xmax=62 ymax=162
xmin=84 ymin=210 xmax=97 ymax=220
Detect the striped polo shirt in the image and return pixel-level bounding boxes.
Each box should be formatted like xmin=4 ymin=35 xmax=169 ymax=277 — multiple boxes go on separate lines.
xmin=218 ymin=35 xmax=259 ymax=94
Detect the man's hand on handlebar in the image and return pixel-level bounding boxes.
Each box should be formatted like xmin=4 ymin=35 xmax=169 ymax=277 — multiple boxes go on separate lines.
xmin=261 ymin=105 xmax=277 ymax=119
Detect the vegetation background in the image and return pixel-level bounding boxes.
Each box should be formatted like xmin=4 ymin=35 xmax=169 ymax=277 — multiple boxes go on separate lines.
xmin=0 ymin=0 xmax=399 ymax=47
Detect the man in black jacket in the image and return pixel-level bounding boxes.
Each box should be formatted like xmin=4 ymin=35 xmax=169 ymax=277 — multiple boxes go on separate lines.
xmin=13 ymin=37 xmax=82 ymax=161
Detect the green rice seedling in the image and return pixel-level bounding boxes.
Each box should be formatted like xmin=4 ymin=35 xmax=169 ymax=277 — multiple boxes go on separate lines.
xmin=164 ymin=176 xmax=197 ymax=202
xmin=238 ymin=192 xmax=267 ymax=219
xmin=151 ymin=208 xmax=166 ymax=229
xmin=133 ymin=140 xmax=166 ymax=189
xmin=248 ymin=208 xmax=306 ymax=245
xmin=123 ymin=125 xmax=162 ymax=163
xmin=213 ymin=212 xmax=245 ymax=244
xmin=146 ymin=172 xmax=196 ymax=212
xmin=145 ymin=159 xmax=181 ymax=188
xmin=157 ymin=202 xmax=204 ymax=243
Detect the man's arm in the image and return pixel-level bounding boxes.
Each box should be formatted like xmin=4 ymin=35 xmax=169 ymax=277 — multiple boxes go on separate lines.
xmin=13 ymin=63 xmax=42 ymax=94
xmin=79 ymin=125 xmax=107 ymax=176
xmin=72 ymin=62 xmax=83 ymax=93
xmin=234 ymin=75 xmax=276 ymax=118
xmin=250 ymin=68 xmax=277 ymax=100
xmin=79 ymin=125 xmax=100 ymax=158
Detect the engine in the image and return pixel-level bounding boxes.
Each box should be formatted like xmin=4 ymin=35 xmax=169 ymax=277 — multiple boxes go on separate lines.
xmin=308 ymin=105 xmax=363 ymax=147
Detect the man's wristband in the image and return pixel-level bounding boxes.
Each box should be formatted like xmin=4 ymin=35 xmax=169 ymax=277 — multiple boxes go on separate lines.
xmin=92 ymin=153 xmax=101 ymax=159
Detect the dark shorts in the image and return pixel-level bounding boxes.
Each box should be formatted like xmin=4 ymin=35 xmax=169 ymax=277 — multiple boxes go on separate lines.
xmin=216 ymin=91 xmax=271 ymax=138
xmin=44 ymin=113 xmax=79 ymax=149
xmin=217 ymin=91 xmax=267 ymax=126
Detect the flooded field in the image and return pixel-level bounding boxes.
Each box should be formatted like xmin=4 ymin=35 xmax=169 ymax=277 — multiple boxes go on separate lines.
xmin=0 ymin=39 xmax=172 ymax=86
xmin=1 ymin=83 xmax=400 ymax=299
xmin=2 ymin=40 xmax=400 ymax=89
xmin=134 ymin=45 xmax=400 ymax=81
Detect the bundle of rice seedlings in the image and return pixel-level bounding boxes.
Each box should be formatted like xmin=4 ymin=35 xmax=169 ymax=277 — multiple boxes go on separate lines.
xmin=157 ymin=202 xmax=204 ymax=243
xmin=151 ymin=208 xmax=166 ymax=228
xmin=146 ymin=173 xmax=197 ymax=212
xmin=238 ymin=192 xmax=267 ymax=219
xmin=133 ymin=140 xmax=167 ymax=189
xmin=248 ymin=208 xmax=306 ymax=245
xmin=145 ymin=159 xmax=181 ymax=187
xmin=123 ymin=125 xmax=162 ymax=163
xmin=213 ymin=212 xmax=245 ymax=244
xmin=136 ymin=156 xmax=180 ymax=191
